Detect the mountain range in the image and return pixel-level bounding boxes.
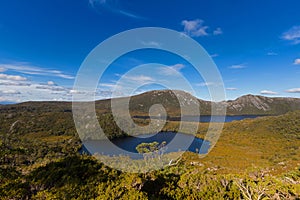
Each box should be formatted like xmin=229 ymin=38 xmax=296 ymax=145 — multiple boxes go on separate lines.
xmin=1 ymin=90 xmax=300 ymax=116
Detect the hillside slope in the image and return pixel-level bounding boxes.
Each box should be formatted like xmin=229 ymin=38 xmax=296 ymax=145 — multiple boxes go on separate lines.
xmin=196 ymin=110 xmax=300 ymax=174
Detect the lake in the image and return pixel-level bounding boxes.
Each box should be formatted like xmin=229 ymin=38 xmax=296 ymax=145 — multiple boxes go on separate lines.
xmin=81 ymin=115 xmax=263 ymax=159
xmin=81 ymin=132 xmax=210 ymax=159
xmin=134 ymin=115 xmax=262 ymax=122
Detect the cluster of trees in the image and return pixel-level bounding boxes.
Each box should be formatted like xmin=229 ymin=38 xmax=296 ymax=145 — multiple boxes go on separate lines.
xmin=136 ymin=141 xmax=166 ymax=154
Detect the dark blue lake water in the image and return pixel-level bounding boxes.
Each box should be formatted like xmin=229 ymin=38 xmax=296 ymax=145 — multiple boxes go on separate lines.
xmin=134 ymin=115 xmax=262 ymax=122
xmin=81 ymin=132 xmax=210 ymax=159
xmin=81 ymin=115 xmax=263 ymax=159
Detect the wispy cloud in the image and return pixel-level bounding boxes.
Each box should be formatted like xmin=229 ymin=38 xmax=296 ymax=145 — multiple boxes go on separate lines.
xmin=47 ymin=81 xmax=56 ymax=86
xmin=267 ymin=52 xmax=278 ymax=56
xmin=159 ymin=64 xmax=185 ymax=76
xmin=210 ymin=54 xmax=219 ymax=58
xmin=141 ymin=41 xmax=161 ymax=48
xmin=181 ymin=19 xmax=209 ymax=37
xmin=213 ymin=27 xmax=223 ymax=35
xmin=89 ymin=0 xmax=144 ymax=19
xmin=98 ymin=82 xmax=123 ymax=92
xmin=0 ymin=73 xmax=27 ymax=81
xmin=229 ymin=64 xmax=246 ymax=69
xmin=181 ymin=19 xmax=222 ymax=37
xmin=226 ymin=87 xmax=238 ymax=91
xmin=0 ymin=96 xmax=21 ymax=103
xmin=293 ymin=58 xmax=300 ymax=65
xmin=0 ymin=89 xmax=21 ymax=94
xmin=0 ymin=77 xmax=117 ymax=103
xmin=98 ymin=83 xmax=116 ymax=88
xmin=89 ymin=0 xmax=106 ymax=5
xmin=35 ymin=85 xmax=67 ymax=92
xmin=123 ymin=75 xmax=155 ymax=84
xmin=118 ymin=10 xmax=143 ymax=19
xmin=197 ymin=82 xmax=218 ymax=87
xmin=0 ymin=81 xmax=30 ymax=86
xmin=0 ymin=63 xmax=74 ymax=79
xmin=281 ymin=26 xmax=300 ymax=44
xmin=0 ymin=67 xmax=6 ymax=72
xmin=69 ymin=89 xmax=88 ymax=95
xmin=285 ymin=88 xmax=300 ymax=93
xmin=260 ymin=90 xmax=278 ymax=95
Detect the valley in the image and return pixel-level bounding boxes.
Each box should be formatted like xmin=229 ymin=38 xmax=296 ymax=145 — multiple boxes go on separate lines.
xmin=0 ymin=90 xmax=300 ymax=199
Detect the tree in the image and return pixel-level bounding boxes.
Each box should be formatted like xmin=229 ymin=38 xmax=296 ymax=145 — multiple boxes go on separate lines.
xmin=136 ymin=141 xmax=166 ymax=154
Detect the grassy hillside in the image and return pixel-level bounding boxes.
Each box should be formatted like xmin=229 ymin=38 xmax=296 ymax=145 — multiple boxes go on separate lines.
xmin=197 ymin=111 xmax=300 ymax=174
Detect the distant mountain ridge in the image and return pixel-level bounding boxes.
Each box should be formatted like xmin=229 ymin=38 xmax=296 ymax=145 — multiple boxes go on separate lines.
xmin=1 ymin=90 xmax=300 ymax=116
xmin=225 ymin=94 xmax=300 ymax=115
xmin=1 ymin=90 xmax=300 ymax=139
xmin=108 ymin=90 xmax=300 ymax=116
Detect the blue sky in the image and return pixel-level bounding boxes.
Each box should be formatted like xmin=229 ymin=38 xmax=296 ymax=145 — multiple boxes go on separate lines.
xmin=0 ymin=0 xmax=300 ymax=102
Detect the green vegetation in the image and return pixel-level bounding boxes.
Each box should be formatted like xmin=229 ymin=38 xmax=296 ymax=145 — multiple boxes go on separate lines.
xmin=136 ymin=141 xmax=166 ymax=154
xmin=0 ymin=95 xmax=300 ymax=199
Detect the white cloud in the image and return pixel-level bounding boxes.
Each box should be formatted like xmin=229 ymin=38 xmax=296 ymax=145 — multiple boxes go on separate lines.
xmin=89 ymin=0 xmax=144 ymax=19
xmin=89 ymin=0 xmax=106 ymax=6
xmin=285 ymin=88 xmax=300 ymax=93
xmin=123 ymin=75 xmax=155 ymax=84
xmin=213 ymin=27 xmax=223 ymax=35
xmin=141 ymin=41 xmax=161 ymax=47
xmin=0 ymin=67 xmax=6 ymax=72
xmin=182 ymin=19 xmax=203 ymax=32
xmin=210 ymin=54 xmax=219 ymax=58
xmin=0 ymin=63 xmax=74 ymax=79
xmin=69 ymin=89 xmax=85 ymax=94
xmin=0 ymin=96 xmax=21 ymax=103
xmin=47 ymin=81 xmax=56 ymax=86
xmin=197 ymin=82 xmax=217 ymax=87
xmin=0 ymin=63 xmax=75 ymax=103
xmin=181 ymin=19 xmax=209 ymax=37
xmin=35 ymin=84 xmax=67 ymax=92
xmin=0 ymin=73 xmax=27 ymax=81
xmin=170 ymin=64 xmax=185 ymax=71
xmin=99 ymin=83 xmax=116 ymax=88
xmin=0 ymin=89 xmax=20 ymax=94
xmin=181 ymin=19 xmax=222 ymax=37
xmin=159 ymin=64 xmax=185 ymax=76
xmin=229 ymin=64 xmax=246 ymax=69
xmin=293 ymin=58 xmax=300 ymax=65
xmin=0 ymin=81 xmax=30 ymax=86
xmin=281 ymin=26 xmax=300 ymax=44
xmin=0 ymin=80 xmax=77 ymax=103
xmin=97 ymin=83 xmax=124 ymax=94
xmin=260 ymin=90 xmax=278 ymax=95
xmin=267 ymin=52 xmax=278 ymax=56
xmin=226 ymin=87 xmax=238 ymax=91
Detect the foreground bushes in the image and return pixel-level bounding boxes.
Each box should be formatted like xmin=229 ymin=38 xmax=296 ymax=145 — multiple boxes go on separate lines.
xmin=0 ymin=154 xmax=299 ymax=199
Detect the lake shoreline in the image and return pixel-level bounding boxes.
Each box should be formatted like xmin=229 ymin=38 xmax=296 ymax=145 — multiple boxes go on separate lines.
xmin=133 ymin=114 xmax=268 ymax=122
xmin=80 ymin=132 xmax=210 ymax=159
